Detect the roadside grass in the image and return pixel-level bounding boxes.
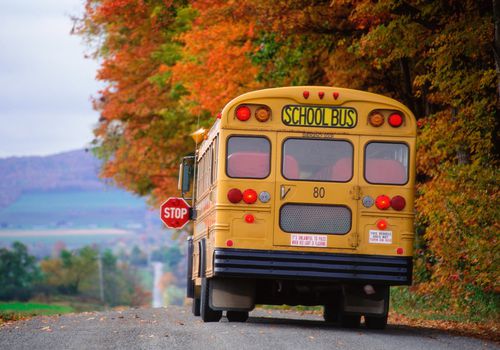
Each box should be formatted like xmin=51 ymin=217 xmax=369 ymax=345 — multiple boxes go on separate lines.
xmin=0 ymin=302 xmax=74 ymax=322
xmin=390 ymin=286 xmax=499 ymax=342
xmin=0 ymin=296 xmax=105 ymax=323
xmin=390 ymin=286 xmax=499 ymax=323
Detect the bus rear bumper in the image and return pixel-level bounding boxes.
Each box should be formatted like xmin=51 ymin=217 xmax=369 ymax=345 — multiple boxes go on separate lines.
xmin=213 ymin=248 xmax=412 ymax=285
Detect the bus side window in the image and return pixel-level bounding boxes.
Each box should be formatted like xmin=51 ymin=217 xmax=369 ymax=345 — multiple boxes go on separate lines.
xmin=212 ymin=137 xmax=218 ymax=184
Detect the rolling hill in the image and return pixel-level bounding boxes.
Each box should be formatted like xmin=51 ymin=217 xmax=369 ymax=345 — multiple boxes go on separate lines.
xmin=0 ymin=149 xmax=106 ymax=209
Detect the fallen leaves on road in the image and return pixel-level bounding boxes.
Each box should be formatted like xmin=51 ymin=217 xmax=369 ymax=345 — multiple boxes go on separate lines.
xmin=389 ymin=313 xmax=499 ymax=342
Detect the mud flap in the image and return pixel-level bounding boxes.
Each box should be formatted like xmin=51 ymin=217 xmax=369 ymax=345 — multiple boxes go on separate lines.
xmin=342 ymin=285 xmax=389 ymax=316
xmin=209 ymin=278 xmax=256 ymax=311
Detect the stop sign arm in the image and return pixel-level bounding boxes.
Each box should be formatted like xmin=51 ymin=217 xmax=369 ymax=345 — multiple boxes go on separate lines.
xmin=190 ymin=207 xmax=197 ymax=220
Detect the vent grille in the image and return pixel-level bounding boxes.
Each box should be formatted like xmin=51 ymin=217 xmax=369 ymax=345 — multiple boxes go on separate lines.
xmin=280 ymin=204 xmax=351 ymax=234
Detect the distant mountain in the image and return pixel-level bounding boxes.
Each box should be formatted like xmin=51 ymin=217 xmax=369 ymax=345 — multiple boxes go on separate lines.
xmin=0 ymin=150 xmax=106 ymax=208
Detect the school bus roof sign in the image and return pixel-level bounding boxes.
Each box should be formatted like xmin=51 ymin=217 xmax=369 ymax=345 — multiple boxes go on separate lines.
xmin=282 ymin=105 xmax=357 ymax=129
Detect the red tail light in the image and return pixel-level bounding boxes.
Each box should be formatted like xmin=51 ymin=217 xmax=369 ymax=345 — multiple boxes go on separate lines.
xmin=244 ymin=214 xmax=255 ymax=223
xmin=227 ymin=188 xmax=243 ymax=203
xmin=375 ymin=195 xmax=391 ymax=210
xmin=242 ymin=189 xmax=257 ymax=204
xmin=391 ymin=195 xmax=406 ymax=211
xmin=377 ymin=219 xmax=388 ymax=230
xmin=235 ymin=106 xmax=251 ymax=121
xmin=388 ymin=113 xmax=403 ymax=127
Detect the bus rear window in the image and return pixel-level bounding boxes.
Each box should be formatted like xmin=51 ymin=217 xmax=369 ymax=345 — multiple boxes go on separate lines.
xmin=282 ymin=139 xmax=353 ymax=182
xmin=364 ymin=142 xmax=408 ymax=185
xmin=226 ymin=136 xmax=270 ymax=178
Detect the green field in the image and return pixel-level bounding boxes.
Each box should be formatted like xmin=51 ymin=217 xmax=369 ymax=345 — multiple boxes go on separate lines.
xmin=0 ymin=302 xmax=74 ymax=321
xmin=0 ymin=189 xmax=149 ymax=230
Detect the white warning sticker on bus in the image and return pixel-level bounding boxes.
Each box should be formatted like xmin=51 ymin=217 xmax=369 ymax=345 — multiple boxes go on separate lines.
xmin=369 ymin=230 xmax=393 ymax=244
xmin=291 ymin=234 xmax=327 ymax=247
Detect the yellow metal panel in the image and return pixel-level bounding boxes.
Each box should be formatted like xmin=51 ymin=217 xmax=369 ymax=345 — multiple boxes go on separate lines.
xmin=191 ymin=86 xmax=417 ymax=281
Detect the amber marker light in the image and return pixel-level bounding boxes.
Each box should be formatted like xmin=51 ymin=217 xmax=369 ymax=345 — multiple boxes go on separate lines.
xmin=255 ymin=106 xmax=271 ymax=122
xmin=368 ymin=112 xmax=385 ymax=127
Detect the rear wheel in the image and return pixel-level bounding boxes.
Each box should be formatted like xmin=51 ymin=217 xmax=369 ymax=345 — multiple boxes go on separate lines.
xmin=200 ymin=278 xmax=222 ymax=322
xmin=192 ymin=297 xmax=200 ymax=316
xmin=226 ymin=311 xmax=249 ymax=322
xmin=323 ymin=304 xmax=340 ymax=323
xmin=365 ymin=314 xmax=388 ymax=330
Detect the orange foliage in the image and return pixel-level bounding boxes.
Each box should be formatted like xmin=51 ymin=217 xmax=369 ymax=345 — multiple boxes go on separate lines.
xmin=172 ymin=0 xmax=262 ymax=115
xmin=77 ymin=0 xmax=498 ymax=316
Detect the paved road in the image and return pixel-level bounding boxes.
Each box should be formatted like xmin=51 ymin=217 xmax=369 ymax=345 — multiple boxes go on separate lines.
xmin=0 ymin=306 xmax=497 ymax=350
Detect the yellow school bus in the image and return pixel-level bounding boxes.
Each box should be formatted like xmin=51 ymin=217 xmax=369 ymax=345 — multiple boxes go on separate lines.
xmin=179 ymin=86 xmax=416 ymax=329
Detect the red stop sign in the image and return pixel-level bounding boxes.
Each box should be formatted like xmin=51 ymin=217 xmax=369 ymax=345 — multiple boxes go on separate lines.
xmin=160 ymin=197 xmax=191 ymax=229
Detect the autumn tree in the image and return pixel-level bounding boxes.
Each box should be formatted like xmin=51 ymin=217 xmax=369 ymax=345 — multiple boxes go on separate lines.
xmin=78 ymin=0 xmax=498 ymax=316
xmin=41 ymin=247 xmax=98 ymax=295
xmin=75 ymin=0 xmax=199 ymax=204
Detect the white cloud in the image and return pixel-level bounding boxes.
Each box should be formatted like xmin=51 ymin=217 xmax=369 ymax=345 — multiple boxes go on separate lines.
xmin=0 ymin=111 xmax=97 ymax=157
xmin=0 ymin=0 xmax=102 ymax=157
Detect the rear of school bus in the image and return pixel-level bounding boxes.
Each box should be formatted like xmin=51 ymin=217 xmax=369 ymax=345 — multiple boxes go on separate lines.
xmin=191 ymin=86 xmax=416 ymax=328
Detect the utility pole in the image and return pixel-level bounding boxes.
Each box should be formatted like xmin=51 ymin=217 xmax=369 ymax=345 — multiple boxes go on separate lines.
xmin=97 ymin=249 xmax=104 ymax=303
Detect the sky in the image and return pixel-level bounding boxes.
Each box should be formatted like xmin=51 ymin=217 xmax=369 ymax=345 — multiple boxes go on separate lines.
xmin=0 ymin=0 xmax=101 ymax=158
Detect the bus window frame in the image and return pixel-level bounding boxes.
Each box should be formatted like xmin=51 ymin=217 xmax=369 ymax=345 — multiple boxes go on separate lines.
xmin=278 ymin=202 xmax=353 ymax=235
xmin=212 ymin=135 xmax=218 ymax=184
xmin=280 ymin=137 xmax=354 ymax=183
xmin=363 ymin=141 xmax=410 ymax=186
xmin=225 ymin=135 xmax=272 ymax=180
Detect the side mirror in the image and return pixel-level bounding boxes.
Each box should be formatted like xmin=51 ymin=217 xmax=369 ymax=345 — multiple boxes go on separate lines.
xmin=178 ymin=156 xmax=194 ymax=198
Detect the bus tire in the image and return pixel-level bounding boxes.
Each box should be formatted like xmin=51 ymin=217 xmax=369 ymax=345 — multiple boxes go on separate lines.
xmin=365 ymin=314 xmax=388 ymax=330
xmin=192 ymin=297 xmax=201 ymax=316
xmin=323 ymin=304 xmax=340 ymax=323
xmin=200 ymin=278 xmax=222 ymax=322
xmin=340 ymin=313 xmax=361 ymax=328
xmin=226 ymin=311 xmax=249 ymax=322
